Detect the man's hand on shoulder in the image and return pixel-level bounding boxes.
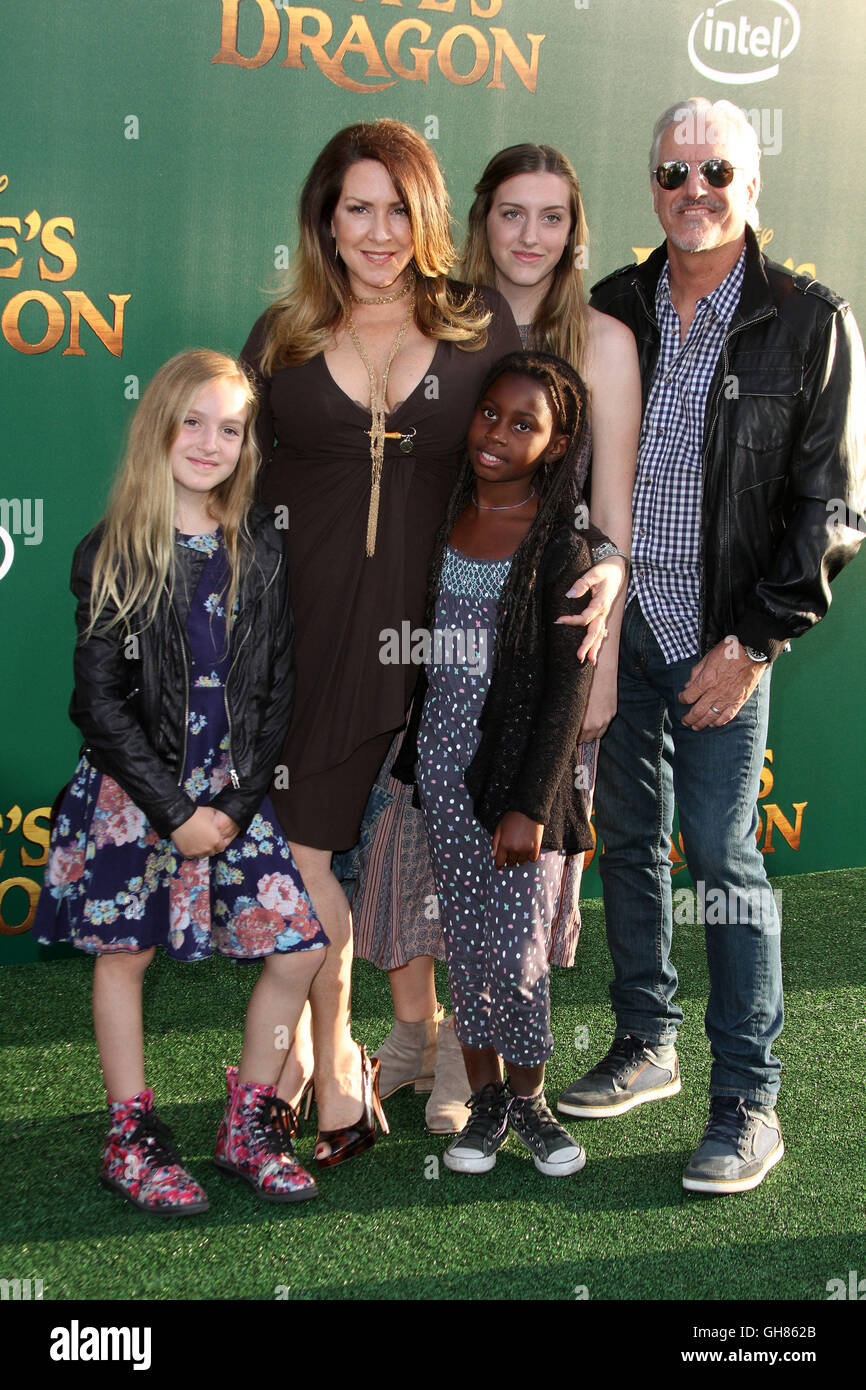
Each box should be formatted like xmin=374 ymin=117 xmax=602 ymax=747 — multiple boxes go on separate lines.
xmin=679 ymin=636 xmax=768 ymax=729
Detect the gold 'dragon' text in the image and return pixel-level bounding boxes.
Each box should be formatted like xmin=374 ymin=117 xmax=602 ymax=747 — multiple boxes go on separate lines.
xmin=212 ymin=0 xmax=545 ymax=94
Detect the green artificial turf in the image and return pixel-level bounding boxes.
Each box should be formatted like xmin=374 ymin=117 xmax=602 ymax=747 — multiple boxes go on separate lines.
xmin=1 ymin=868 xmax=864 ymax=1302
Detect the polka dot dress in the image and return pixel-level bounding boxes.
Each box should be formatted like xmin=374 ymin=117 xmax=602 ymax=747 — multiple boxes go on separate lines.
xmin=416 ymin=546 xmax=566 ymax=1067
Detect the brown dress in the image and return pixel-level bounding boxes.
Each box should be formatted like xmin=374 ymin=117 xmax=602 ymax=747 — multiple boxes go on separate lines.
xmin=241 ymin=285 xmax=520 ymax=850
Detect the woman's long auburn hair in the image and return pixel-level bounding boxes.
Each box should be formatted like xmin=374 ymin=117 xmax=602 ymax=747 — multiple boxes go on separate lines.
xmin=86 ymin=349 xmax=260 ymax=639
xmin=461 ymin=145 xmax=591 ymax=379
xmin=258 ymin=119 xmax=491 ymax=375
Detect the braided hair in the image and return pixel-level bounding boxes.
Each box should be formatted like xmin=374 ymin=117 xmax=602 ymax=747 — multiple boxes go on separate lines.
xmin=424 ymin=350 xmax=590 ymax=669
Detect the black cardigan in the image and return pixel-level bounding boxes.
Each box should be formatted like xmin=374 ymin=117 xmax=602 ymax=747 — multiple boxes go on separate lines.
xmin=393 ymin=522 xmax=604 ymax=854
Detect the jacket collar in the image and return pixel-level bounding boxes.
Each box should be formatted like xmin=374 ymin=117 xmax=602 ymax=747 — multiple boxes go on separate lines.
xmin=631 ymin=224 xmax=775 ymax=330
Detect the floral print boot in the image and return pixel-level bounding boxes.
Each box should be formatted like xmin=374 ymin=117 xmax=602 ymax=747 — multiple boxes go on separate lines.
xmin=214 ymin=1066 xmax=238 ymax=1164
xmin=101 ymin=1088 xmax=210 ymax=1215
xmin=213 ymin=1074 xmax=317 ymax=1203
xmin=214 ymin=1065 xmax=301 ymax=1157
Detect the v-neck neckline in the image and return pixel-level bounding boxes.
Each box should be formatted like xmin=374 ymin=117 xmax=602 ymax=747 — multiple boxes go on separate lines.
xmin=320 ymin=337 xmax=444 ymax=420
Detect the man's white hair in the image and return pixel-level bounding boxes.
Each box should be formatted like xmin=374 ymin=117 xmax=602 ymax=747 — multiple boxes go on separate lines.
xmin=650 ymin=97 xmax=761 ymax=225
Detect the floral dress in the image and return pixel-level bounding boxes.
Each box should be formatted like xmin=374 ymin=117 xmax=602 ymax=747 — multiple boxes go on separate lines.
xmin=32 ymin=532 xmax=328 ymax=961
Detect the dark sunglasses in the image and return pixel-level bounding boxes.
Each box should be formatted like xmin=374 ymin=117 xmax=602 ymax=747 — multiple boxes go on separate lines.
xmin=653 ymin=158 xmax=739 ymax=191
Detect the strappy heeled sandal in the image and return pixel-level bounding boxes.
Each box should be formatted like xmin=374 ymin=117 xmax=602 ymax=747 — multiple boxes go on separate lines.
xmin=313 ymin=1044 xmax=389 ymax=1168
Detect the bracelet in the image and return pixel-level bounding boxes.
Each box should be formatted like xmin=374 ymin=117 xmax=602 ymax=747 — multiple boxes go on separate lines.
xmin=591 ymin=541 xmax=632 ymax=573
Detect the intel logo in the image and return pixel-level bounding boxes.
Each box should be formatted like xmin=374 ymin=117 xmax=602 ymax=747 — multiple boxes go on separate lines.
xmin=688 ymin=1 xmax=800 ymax=85
xmin=0 ymin=527 xmax=13 ymax=582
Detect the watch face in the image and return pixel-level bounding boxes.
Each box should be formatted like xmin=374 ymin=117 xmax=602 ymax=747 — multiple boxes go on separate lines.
xmin=745 ymin=646 xmax=769 ymax=662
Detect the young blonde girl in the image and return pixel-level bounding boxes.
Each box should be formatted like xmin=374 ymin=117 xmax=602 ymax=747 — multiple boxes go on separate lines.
xmin=33 ymin=350 xmax=328 ymax=1214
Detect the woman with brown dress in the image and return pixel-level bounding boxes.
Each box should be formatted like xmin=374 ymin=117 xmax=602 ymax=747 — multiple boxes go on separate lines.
xmin=240 ymin=119 xmax=521 ymax=1164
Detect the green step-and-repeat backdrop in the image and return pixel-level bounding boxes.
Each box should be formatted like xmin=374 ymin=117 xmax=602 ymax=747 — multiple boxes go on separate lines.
xmin=2 ymin=0 xmax=864 ymax=961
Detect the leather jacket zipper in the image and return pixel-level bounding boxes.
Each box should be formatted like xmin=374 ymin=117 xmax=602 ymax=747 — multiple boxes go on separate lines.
xmin=223 ymin=552 xmax=282 ymax=791
xmin=699 ymin=306 xmax=777 ymax=648
xmin=170 ymin=603 xmax=191 ymax=787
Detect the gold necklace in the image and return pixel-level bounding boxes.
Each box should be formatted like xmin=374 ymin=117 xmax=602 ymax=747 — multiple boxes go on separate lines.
xmin=348 ymin=270 xmax=414 ymax=306
xmin=344 ymin=297 xmax=415 ymax=557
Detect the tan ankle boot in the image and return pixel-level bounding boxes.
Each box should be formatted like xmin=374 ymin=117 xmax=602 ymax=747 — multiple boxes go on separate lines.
xmin=425 ymin=1015 xmax=472 ymax=1134
xmin=372 ymin=1004 xmax=444 ymax=1099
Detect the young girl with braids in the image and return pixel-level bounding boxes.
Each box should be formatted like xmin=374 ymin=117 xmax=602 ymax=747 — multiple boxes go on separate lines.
xmin=360 ymin=144 xmax=637 ymax=1138
xmin=395 ymin=350 xmax=613 ymax=1175
xmin=33 ymin=350 xmax=330 ymax=1214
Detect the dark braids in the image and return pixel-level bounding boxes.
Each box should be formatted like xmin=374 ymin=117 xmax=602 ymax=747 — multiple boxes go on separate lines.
xmin=424 ymin=350 xmax=590 ymax=671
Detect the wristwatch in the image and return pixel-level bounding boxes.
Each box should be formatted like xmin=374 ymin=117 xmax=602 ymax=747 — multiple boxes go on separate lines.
xmin=743 ymin=645 xmax=769 ymax=663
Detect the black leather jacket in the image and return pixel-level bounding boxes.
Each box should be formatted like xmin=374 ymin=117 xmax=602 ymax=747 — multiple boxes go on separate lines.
xmin=590 ymin=225 xmax=866 ymax=658
xmin=68 ymin=505 xmax=294 ymax=838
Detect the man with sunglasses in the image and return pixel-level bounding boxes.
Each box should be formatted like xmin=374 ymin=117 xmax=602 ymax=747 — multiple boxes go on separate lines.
xmin=557 ymin=97 xmax=865 ymax=1194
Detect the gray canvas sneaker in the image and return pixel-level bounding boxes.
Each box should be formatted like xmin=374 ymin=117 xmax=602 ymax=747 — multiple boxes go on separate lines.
xmin=508 ymin=1089 xmax=587 ymax=1176
xmin=557 ymin=1034 xmax=681 ymax=1117
xmin=443 ymin=1081 xmax=511 ymax=1173
xmin=683 ymin=1096 xmax=784 ymax=1194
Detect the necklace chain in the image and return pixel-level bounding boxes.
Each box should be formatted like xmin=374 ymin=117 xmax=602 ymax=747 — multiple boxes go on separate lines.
xmin=344 ymin=283 xmax=415 ymax=557
xmin=472 ymin=488 xmax=536 ymax=511
xmin=348 ymin=269 xmax=414 ymax=306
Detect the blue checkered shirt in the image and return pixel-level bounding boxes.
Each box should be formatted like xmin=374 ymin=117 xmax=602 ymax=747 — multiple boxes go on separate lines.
xmin=629 ymin=251 xmax=746 ymax=663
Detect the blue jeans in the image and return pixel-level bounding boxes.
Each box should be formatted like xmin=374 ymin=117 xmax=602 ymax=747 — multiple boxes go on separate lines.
xmin=594 ymin=600 xmax=783 ymax=1105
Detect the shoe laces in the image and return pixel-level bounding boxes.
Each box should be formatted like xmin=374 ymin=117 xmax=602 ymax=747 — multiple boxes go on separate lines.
xmin=126 ymin=1109 xmax=183 ymax=1170
xmin=702 ymin=1096 xmax=752 ymax=1152
xmin=252 ymin=1095 xmax=299 ymax=1156
xmin=593 ymin=1035 xmax=650 ymax=1077
xmin=462 ymin=1083 xmax=509 ymax=1136
xmin=510 ymin=1092 xmax=560 ymax=1139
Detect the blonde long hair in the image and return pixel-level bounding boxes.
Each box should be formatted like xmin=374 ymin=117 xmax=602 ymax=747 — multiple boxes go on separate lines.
xmin=461 ymin=145 xmax=592 ymax=378
xmin=86 ymin=350 xmax=260 ymax=638
xmin=258 ymin=119 xmax=491 ymax=375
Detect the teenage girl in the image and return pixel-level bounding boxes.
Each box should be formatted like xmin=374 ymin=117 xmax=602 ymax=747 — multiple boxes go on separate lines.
xmin=396 ymin=350 xmax=612 ymax=1175
xmin=33 ymin=349 xmax=330 ymax=1214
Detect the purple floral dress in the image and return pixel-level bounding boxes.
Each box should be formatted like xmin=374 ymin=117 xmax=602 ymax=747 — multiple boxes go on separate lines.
xmin=33 ymin=532 xmax=328 ymax=962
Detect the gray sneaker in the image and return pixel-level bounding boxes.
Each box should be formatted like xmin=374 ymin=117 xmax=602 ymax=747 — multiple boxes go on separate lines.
xmin=557 ymin=1034 xmax=680 ymax=1118
xmin=509 ymin=1090 xmax=587 ymax=1176
xmin=683 ymin=1096 xmax=784 ymax=1194
xmin=443 ymin=1082 xmax=511 ymax=1173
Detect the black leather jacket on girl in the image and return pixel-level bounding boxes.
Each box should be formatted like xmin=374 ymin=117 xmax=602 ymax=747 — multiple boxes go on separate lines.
xmin=590 ymin=224 xmax=866 ymax=660
xmin=68 ymin=505 xmax=294 ymax=838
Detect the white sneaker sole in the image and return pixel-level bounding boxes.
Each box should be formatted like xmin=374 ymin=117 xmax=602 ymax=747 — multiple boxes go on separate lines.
xmin=511 ymin=1130 xmax=587 ymax=1176
xmin=682 ymin=1138 xmax=784 ymax=1194
xmin=443 ymin=1143 xmax=503 ymax=1174
xmin=557 ymin=1073 xmax=681 ymax=1118
xmin=447 ymin=1145 xmax=500 ymax=1167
